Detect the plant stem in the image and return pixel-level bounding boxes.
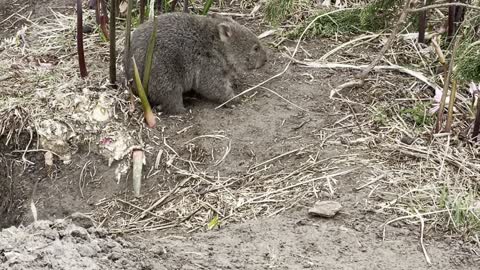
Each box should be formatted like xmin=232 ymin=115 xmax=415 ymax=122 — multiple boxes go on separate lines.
xmin=142 ymin=16 xmax=157 ymax=95
xmin=140 ymin=0 xmax=146 ymax=23
xmin=445 ymin=78 xmax=457 ymax=132
xmin=76 ymin=0 xmax=88 ymax=78
xmin=109 ymin=0 xmax=117 ymax=85
xmin=472 ymin=98 xmax=480 ymax=142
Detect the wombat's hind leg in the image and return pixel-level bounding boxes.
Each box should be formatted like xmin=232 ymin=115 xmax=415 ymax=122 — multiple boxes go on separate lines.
xmin=159 ymin=85 xmax=187 ymax=115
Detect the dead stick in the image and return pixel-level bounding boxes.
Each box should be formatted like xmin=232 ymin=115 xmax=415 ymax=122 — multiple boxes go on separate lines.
xmin=418 ymin=0 xmax=427 ymax=43
xmin=409 ymin=2 xmax=480 ymax=12
xmin=357 ymin=0 xmax=413 ymax=80
xmin=435 ymin=34 xmax=460 ymax=133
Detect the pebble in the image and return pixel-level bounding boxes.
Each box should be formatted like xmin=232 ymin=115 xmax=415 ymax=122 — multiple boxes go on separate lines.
xmin=109 ymin=252 xmax=122 ymax=261
xmin=70 ymin=228 xmax=89 ymax=240
xmin=78 ymin=244 xmax=97 ymax=258
xmin=70 ymin=212 xmax=94 ymax=229
xmin=308 ymin=201 xmax=342 ymax=218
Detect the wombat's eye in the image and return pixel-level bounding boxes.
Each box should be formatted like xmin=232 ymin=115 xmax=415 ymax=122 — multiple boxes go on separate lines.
xmin=253 ymin=45 xmax=259 ymax=52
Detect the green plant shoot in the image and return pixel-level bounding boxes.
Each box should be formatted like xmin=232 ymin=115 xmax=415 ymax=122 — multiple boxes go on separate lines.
xmin=132 ymin=57 xmax=156 ymax=128
xmin=207 ymin=214 xmax=219 ymax=230
xmin=142 ymin=15 xmax=157 ymax=95
xmin=202 ymin=0 xmax=214 ymax=15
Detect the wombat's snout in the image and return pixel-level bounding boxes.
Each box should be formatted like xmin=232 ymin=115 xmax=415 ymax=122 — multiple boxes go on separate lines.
xmin=254 ymin=49 xmax=268 ymax=69
xmin=255 ymin=56 xmax=267 ymax=69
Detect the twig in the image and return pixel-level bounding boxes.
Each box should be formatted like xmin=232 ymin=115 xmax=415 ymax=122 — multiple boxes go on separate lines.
xmin=409 ymin=3 xmax=480 ymax=13
xmin=357 ymin=0 xmax=413 ymax=80
xmin=445 ymin=78 xmax=457 ymax=131
xmin=245 ymin=168 xmax=357 ymax=204
xmin=354 ymin=173 xmax=386 ymax=191
xmin=249 ymin=146 xmax=307 ymax=171
xmin=318 ymin=34 xmax=380 ymax=62
xmin=258 ymin=86 xmax=309 ymax=112
xmin=287 ymin=58 xmax=443 ymax=96
xmin=139 ymin=177 xmax=191 ymax=219
xmin=0 ymin=6 xmax=28 ymax=25
xmin=215 ymin=63 xmax=291 ymax=108
xmin=435 ymin=36 xmax=460 ymax=133
xmin=415 ymin=209 xmax=432 ymax=265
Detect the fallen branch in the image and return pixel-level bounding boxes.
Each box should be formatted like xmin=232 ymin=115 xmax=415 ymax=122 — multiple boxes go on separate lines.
xmin=287 ymin=57 xmax=443 ymax=97
xmin=409 ymin=2 xmax=480 ymax=13
xmin=357 ymin=0 xmax=413 ymax=81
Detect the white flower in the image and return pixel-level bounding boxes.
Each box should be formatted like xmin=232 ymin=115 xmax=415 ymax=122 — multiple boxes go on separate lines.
xmin=468 ymin=81 xmax=480 ymax=97
xmin=429 ymin=88 xmax=450 ymax=115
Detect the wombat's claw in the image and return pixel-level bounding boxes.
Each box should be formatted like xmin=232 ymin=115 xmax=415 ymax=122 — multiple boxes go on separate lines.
xmin=162 ymin=106 xmax=187 ymax=115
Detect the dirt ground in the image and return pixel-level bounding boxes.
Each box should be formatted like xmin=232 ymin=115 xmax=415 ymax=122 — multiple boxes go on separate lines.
xmin=0 ymin=0 xmax=479 ymax=269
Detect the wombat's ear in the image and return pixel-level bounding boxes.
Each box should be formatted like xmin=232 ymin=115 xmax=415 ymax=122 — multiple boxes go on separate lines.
xmin=218 ymin=23 xmax=233 ymax=42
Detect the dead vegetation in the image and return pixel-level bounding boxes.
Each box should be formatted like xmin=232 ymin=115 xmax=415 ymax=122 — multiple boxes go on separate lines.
xmin=0 ymin=0 xmax=479 ymax=261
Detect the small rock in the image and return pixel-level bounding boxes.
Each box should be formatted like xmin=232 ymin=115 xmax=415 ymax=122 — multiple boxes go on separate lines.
xmin=83 ymin=24 xmax=94 ymax=34
xmin=295 ymin=219 xmax=308 ymax=226
xmin=400 ymin=135 xmax=415 ymax=145
xmin=151 ymin=246 xmax=165 ymax=256
xmin=117 ymin=258 xmax=130 ymax=266
xmin=107 ymin=241 xmax=119 ymax=249
xmin=109 ymin=252 xmax=122 ymax=261
xmin=308 ymin=201 xmax=342 ymax=218
xmin=77 ymin=244 xmax=97 ymax=258
xmin=117 ymin=238 xmax=131 ymax=248
xmin=42 ymin=229 xmax=59 ymax=241
xmin=70 ymin=228 xmax=89 ymax=240
xmin=94 ymin=228 xmax=108 ymax=238
xmin=70 ymin=212 xmax=94 ymax=229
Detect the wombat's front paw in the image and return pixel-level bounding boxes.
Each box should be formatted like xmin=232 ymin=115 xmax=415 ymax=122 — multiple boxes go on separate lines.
xmin=221 ymin=92 xmax=240 ymax=108
xmin=162 ymin=105 xmax=187 ymax=115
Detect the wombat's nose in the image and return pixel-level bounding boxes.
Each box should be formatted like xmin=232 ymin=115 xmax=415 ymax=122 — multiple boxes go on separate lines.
xmin=256 ymin=57 xmax=267 ymax=69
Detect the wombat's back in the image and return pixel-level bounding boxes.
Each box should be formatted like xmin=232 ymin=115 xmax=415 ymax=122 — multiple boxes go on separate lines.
xmin=124 ymin=12 xmax=222 ymax=84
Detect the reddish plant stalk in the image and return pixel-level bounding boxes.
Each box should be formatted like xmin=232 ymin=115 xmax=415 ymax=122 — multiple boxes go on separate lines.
xmin=100 ymin=0 xmax=109 ymax=40
xmin=447 ymin=0 xmax=456 ymax=38
xmin=139 ymin=0 xmax=146 ymax=23
xmin=109 ymin=0 xmax=117 ymax=85
xmin=418 ymin=0 xmax=427 ymax=43
xmin=76 ymin=0 xmax=88 ymax=77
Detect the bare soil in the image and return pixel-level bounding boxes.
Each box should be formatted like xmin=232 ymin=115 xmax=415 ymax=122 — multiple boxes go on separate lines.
xmin=0 ymin=1 xmax=479 ymax=269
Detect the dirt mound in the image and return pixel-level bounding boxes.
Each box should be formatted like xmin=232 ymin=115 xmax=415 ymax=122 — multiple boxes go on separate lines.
xmin=0 ymin=216 xmax=164 ymax=270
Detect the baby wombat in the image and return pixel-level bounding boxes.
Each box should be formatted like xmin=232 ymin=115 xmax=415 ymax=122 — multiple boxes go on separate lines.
xmin=124 ymin=12 xmax=267 ymax=114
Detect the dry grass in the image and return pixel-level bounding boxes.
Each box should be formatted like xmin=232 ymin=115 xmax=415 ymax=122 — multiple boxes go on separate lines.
xmin=0 ymin=1 xmax=478 ymax=250
xmin=97 ymin=150 xmax=370 ymax=234
xmin=0 ymin=8 xmax=139 ymax=163
xmin=277 ymin=1 xmax=480 ymax=241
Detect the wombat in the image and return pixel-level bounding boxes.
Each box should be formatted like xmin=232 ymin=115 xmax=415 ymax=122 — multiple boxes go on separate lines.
xmin=124 ymin=12 xmax=267 ymax=114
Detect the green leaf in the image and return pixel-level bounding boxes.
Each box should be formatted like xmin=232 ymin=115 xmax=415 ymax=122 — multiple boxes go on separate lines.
xmin=142 ymin=15 xmax=157 ymax=95
xmin=202 ymin=0 xmax=214 ymax=15
xmin=207 ymin=214 xmax=219 ymax=230
xmin=132 ymin=56 xmax=156 ymax=128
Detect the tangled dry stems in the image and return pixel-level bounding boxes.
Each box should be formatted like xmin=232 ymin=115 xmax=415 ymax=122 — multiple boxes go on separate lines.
xmin=0 ymin=2 xmax=478 ymax=247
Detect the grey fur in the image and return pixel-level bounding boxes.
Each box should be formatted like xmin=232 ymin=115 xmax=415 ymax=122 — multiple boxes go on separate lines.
xmin=124 ymin=12 xmax=267 ymax=114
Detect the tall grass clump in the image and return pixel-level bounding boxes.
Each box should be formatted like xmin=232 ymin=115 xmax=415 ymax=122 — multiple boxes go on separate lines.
xmin=277 ymin=0 xmax=406 ymax=38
